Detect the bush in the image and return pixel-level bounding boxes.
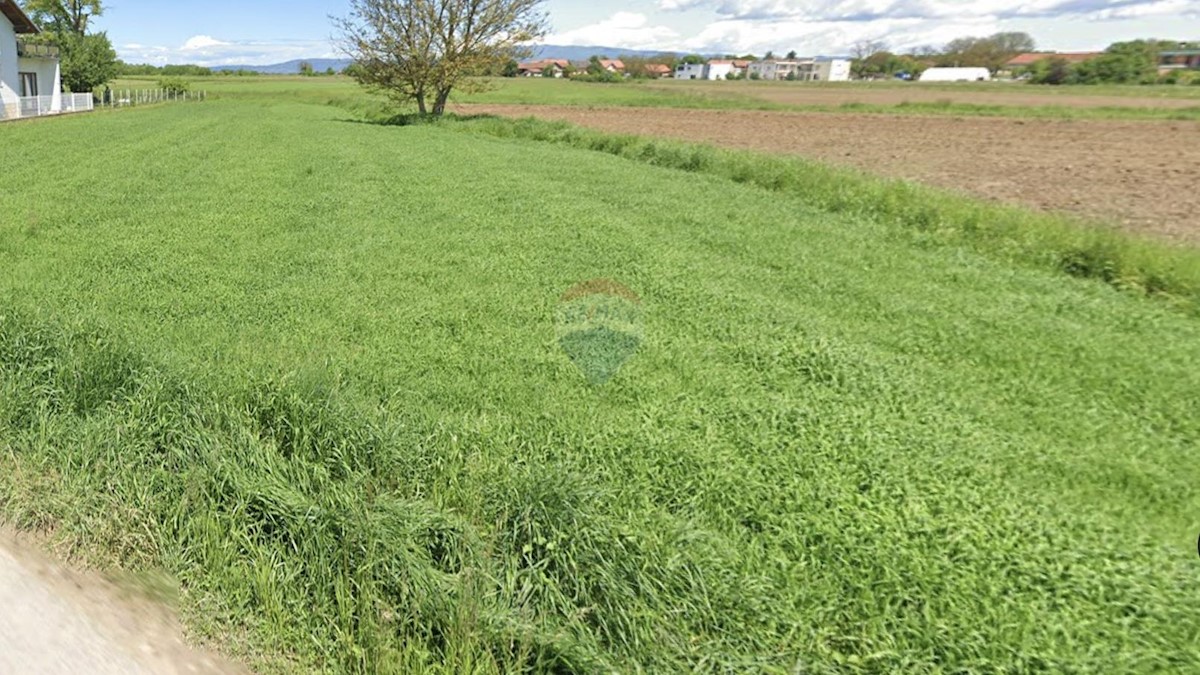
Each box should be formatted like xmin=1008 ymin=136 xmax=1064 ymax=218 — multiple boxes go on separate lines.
xmin=158 ymin=77 xmax=190 ymax=96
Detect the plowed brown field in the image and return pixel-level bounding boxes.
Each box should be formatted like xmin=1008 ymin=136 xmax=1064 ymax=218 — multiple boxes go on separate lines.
xmin=456 ymin=104 xmax=1200 ymax=244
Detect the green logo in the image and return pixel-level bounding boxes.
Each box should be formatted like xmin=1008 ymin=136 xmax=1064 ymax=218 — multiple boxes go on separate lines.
xmin=555 ymin=279 xmax=643 ymax=386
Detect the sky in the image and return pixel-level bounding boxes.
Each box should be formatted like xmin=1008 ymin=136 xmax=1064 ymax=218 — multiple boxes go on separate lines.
xmin=93 ymin=0 xmax=1199 ymax=66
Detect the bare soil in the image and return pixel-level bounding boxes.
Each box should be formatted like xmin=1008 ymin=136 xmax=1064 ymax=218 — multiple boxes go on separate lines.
xmin=456 ymin=104 xmax=1200 ymax=244
xmin=656 ymin=82 xmax=1200 ymax=110
xmin=0 ymin=527 xmax=247 ymax=674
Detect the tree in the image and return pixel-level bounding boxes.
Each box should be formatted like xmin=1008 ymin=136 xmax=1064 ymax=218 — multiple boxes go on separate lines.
xmin=786 ymin=50 xmax=797 ymax=59
xmin=1028 ymin=57 xmax=1073 ymax=85
xmin=991 ymin=32 xmax=1035 ymax=56
xmin=501 ymin=59 xmax=519 ymax=77
xmin=1073 ymin=40 xmax=1160 ymax=84
xmin=22 ymin=0 xmax=116 ymax=91
xmin=850 ymin=39 xmax=887 ymax=78
xmin=299 ymin=61 xmax=315 ymax=76
xmin=58 ymin=32 xmax=117 ymax=91
xmin=938 ymin=32 xmax=1036 ymax=72
xmin=23 ymin=0 xmax=102 ymax=36
xmin=336 ymin=0 xmax=547 ymax=116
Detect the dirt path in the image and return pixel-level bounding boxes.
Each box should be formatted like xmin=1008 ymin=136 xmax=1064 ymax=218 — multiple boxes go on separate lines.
xmin=455 ymin=104 xmax=1200 ymax=244
xmin=0 ymin=529 xmax=244 ymax=674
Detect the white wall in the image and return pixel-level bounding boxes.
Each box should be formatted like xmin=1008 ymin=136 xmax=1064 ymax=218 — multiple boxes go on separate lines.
xmin=706 ymin=63 xmax=734 ymax=80
xmin=676 ymin=62 xmax=700 ymax=79
xmin=818 ymin=59 xmax=852 ymax=82
xmin=920 ymin=67 xmax=991 ymax=82
xmin=18 ymin=55 xmax=61 ymax=111
xmin=0 ymin=14 xmax=18 ymax=119
xmin=18 ymin=57 xmax=59 ymax=93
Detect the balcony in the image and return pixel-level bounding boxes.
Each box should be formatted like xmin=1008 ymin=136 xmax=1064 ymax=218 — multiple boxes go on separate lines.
xmin=16 ymin=38 xmax=60 ymax=59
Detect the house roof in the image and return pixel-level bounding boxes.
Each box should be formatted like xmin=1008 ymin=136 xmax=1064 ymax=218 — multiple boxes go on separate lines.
xmin=1006 ymin=52 xmax=1102 ymax=66
xmin=518 ymin=59 xmax=569 ymax=72
xmin=1 ymin=0 xmax=39 ymax=33
xmin=599 ymin=59 xmax=625 ymax=70
xmin=645 ymin=64 xmax=671 ymax=74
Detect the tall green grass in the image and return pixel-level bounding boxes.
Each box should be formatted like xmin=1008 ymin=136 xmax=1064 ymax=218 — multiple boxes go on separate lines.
xmin=357 ymin=109 xmax=1200 ymax=315
xmin=2 ymin=98 xmax=1199 ymax=673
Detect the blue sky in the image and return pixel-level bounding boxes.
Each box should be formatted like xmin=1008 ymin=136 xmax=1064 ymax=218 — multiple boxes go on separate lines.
xmin=92 ymin=0 xmax=1198 ymax=66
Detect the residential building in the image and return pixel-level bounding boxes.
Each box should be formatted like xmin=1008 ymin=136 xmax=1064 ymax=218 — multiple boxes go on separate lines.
xmin=517 ymin=59 xmax=570 ymax=77
xmin=1158 ymin=47 xmax=1200 ymax=72
xmin=675 ymin=59 xmax=750 ymax=81
xmin=598 ymin=59 xmax=625 ymax=73
xmin=1 ymin=0 xmax=64 ymax=120
xmin=644 ymin=63 xmax=671 ymax=78
xmin=675 ymin=62 xmax=707 ymax=80
xmin=747 ymin=58 xmax=851 ymax=82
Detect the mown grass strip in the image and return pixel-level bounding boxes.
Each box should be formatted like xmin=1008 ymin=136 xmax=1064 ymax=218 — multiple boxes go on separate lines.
xmin=361 ymin=109 xmax=1200 ymax=316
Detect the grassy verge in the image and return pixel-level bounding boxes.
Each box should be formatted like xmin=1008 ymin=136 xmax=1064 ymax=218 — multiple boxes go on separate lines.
xmin=355 ymin=108 xmax=1200 ymax=316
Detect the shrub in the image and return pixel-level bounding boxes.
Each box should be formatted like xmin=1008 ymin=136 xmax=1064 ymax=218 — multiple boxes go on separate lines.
xmin=158 ymin=77 xmax=190 ymax=96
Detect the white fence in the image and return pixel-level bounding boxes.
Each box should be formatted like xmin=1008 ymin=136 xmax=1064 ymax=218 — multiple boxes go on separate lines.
xmin=101 ymin=89 xmax=208 ymax=108
xmin=15 ymin=93 xmax=94 ymax=119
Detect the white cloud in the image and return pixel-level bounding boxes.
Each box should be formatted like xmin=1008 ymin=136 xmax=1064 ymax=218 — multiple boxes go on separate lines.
xmin=119 ymin=35 xmax=338 ymax=66
xmin=660 ymin=0 xmax=1192 ymax=21
xmin=544 ymin=12 xmax=681 ymax=49
xmin=181 ymin=35 xmax=229 ymax=51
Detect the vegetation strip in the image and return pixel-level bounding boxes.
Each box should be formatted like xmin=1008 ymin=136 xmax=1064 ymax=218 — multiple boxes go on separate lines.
xmin=376 ymin=109 xmax=1200 ymax=315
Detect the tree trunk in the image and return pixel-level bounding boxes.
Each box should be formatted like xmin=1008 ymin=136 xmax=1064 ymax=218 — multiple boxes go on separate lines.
xmin=415 ymin=92 xmax=427 ymax=115
xmin=432 ymin=87 xmax=451 ymax=116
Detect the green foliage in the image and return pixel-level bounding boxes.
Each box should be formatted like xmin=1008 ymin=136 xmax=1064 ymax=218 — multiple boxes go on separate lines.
xmin=1073 ymin=41 xmax=1160 ymax=84
xmin=336 ymin=0 xmax=547 ymax=115
xmin=501 ymin=59 xmax=519 ymax=77
xmin=21 ymin=0 xmax=103 ymax=35
xmin=938 ymin=32 xmax=1036 ymax=72
xmin=58 ymin=31 xmax=118 ymax=92
xmin=157 ymin=77 xmax=190 ymax=95
xmin=298 ymin=61 xmax=315 ymax=76
xmin=0 ymin=98 xmax=1198 ymax=673
xmin=1027 ymin=57 xmax=1074 ymax=85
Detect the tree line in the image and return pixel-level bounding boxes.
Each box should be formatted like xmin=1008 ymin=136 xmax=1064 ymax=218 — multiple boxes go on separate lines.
xmin=848 ymin=33 xmax=1199 ymax=85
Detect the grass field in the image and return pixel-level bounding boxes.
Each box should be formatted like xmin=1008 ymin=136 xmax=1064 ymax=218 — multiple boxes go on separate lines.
xmin=2 ymin=91 xmax=1200 ymax=672
xmin=113 ymin=75 xmax=1200 ymax=120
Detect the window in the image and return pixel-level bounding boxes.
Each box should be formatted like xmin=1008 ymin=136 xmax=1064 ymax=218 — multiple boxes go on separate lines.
xmin=19 ymin=72 xmax=38 ymax=97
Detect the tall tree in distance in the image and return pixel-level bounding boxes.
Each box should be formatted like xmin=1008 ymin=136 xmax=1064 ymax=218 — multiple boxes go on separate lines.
xmin=21 ymin=0 xmax=117 ymax=92
xmin=336 ymin=0 xmax=547 ymax=116
xmin=849 ymin=39 xmax=888 ymax=78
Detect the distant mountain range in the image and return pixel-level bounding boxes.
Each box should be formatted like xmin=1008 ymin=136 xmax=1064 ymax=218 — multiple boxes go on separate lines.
xmin=210 ymin=45 xmax=690 ymax=74
xmin=213 ymin=58 xmax=352 ymax=74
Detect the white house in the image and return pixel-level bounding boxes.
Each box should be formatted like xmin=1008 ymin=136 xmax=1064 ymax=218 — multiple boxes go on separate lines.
xmin=674 ymin=62 xmax=707 ymax=80
xmin=674 ymin=59 xmax=749 ymax=81
xmin=919 ymin=67 xmax=991 ymax=82
xmin=1 ymin=0 xmax=89 ymax=121
xmin=748 ymin=58 xmax=851 ymax=82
